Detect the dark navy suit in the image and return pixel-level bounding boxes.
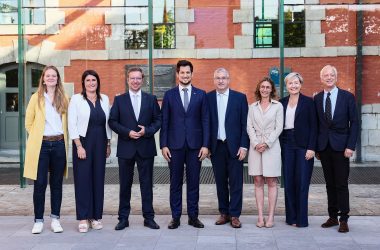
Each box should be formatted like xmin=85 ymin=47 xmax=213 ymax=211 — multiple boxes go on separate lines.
xmin=109 ymin=92 xmax=161 ymax=221
xmin=160 ymin=85 xmax=210 ymax=219
xmin=207 ymin=89 xmax=249 ymax=217
xmin=280 ymin=93 xmax=317 ymax=227
xmin=314 ymin=88 xmax=358 ymax=222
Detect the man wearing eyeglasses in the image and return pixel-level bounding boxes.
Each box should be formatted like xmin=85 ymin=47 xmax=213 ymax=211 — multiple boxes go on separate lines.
xmin=109 ymin=67 xmax=162 ymax=230
xmin=207 ymin=68 xmax=249 ymax=228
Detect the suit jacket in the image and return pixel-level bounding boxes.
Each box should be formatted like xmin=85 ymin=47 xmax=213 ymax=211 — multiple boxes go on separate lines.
xmin=314 ymin=88 xmax=358 ymax=152
xmin=207 ymin=89 xmax=249 ymax=156
xmin=279 ymin=93 xmax=317 ymax=150
xmin=160 ymin=85 xmax=210 ymax=150
xmin=108 ymin=91 xmax=161 ymax=159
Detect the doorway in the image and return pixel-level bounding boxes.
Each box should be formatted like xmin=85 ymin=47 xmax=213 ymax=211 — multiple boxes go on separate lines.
xmin=0 ymin=63 xmax=44 ymax=149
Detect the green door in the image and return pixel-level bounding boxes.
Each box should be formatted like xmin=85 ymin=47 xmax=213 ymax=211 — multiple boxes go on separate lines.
xmin=0 ymin=63 xmax=43 ymax=149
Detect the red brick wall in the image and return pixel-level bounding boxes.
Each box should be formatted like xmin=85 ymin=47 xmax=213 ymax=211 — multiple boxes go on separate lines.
xmin=362 ymin=56 xmax=380 ymax=104
xmin=322 ymin=8 xmax=357 ymax=46
xmin=189 ymin=0 xmax=241 ymax=48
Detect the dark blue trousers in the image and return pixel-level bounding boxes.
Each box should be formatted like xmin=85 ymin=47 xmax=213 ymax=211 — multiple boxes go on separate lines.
xmin=169 ymin=145 xmax=201 ymax=219
xmin=211 ymin=141 xmax=243 ymax=217
xmin=281 ymin=130 xmax=313 ymax=227
xmin=73 ymin=142 xmax=105 ymax=220
xmin=34 ymin=139 xmax=66 ymax=222
xmin=118 ymin=155 xmax=155 ymax=220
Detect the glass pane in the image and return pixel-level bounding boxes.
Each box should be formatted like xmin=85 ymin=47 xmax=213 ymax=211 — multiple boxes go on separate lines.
xmin=153 ymin=0 xmax=175 ymax=24
xmin=125 ymin=25 xmax=148 ymax=49
xmin=125 ymin=0 xmax=148 ymax=7
xmin=5 ymin=69 xmax=18 ymax=88
xmin=125 ymin=7 xmax=148 ymax=24
xmin=255 ymin=0 xmax=278 ymax=20
xmin=0 ymin=0 xmax=17 ymax=24
xmin=33 ymin=8 xmax=45 ymax=24
xmin=6 ymin=93 xmax=18 ymax=112
xmin=31 ymin=69 xmax=42 ymax=88
xmin=154 ymin=24 xmax=175 ymax=49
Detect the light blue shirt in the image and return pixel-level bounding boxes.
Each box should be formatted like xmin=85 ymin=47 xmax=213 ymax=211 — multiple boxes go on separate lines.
xmin=323 ymin=86 xmax=338 ymax=118
xmin=217 ymin=88 xmax=229 ymax=141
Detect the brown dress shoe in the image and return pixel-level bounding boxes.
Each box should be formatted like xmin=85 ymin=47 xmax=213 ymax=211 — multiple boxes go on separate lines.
xmin=215 ymin=214 xmax=230 ymax=225
xmin=230 ymin=217 xmax=242 ymax=228
xmin=338 ymin=221 xmax=349 ymax=233
xmin=321 ymin=218 xmax=339 ymax=228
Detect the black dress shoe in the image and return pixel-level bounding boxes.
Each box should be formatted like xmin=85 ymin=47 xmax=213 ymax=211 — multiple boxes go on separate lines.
xmin=321 ymin=218 xmax=339 ymax=228
xmin=144 ymin=219 xmax=160 ymax=229
xmin=115 ymin=219 xmax=129 ymax=230
xmin=188 ymin=217 xmax=204 ymax=228
xmin=168 ymin=218 xmax=180 ymax=229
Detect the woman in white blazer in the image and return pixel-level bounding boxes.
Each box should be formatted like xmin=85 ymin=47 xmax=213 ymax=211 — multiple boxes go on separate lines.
xmin=247 ymin=77 xmax=283 ymax=228
xmin=68 ymin=70 xmax=111 ymax=233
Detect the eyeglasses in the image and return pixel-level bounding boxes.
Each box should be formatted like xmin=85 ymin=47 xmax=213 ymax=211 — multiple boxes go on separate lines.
xmin=214 ymin=77 xmax=229 ymax=81
xmin=129 ymin=77 xmax=143 ymax=81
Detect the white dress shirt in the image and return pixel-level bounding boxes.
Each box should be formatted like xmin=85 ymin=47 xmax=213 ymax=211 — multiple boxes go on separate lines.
xmin=179 ymin=84 xmax=192 ymax=107
xmin=217 ymin=88 xmax=229 ymax=140
xmin=129 ymin=89 xmax=141 ymax=120
xmin=43 ymin=92 xmax=63 ymax=136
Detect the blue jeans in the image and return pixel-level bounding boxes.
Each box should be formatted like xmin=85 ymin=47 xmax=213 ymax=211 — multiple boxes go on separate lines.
xmin=33 ymin=139 xmax=66 ymax=222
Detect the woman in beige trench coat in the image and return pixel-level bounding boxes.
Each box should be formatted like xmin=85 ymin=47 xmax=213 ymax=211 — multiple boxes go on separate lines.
xmin=247 ymin=77 xmax=283 ymax=228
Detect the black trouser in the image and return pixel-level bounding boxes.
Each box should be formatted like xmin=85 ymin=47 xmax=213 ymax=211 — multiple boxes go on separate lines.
xmin=319 ymin=144 xmax=350 ymax=222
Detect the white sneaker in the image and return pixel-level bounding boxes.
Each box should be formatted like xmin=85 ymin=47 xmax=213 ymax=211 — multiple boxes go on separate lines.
xmin=51 ymin=218 xmax=63 ymax=233
xmin=32 ymin=222 xmax=44 ymax=234
xmin=90 ymin=220 xmax=103 ymax=230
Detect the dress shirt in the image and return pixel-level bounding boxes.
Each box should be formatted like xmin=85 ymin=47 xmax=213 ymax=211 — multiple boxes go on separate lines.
xmin=43 ymin=92 xmax=63 ymax=136
xmin=284 ymin=104 xmax=296 ymax=129
xmin=179 ymin=84 xmax=192 ymax=107
xmin=217 ymin=88 xmax=229 ymax=140
xmin=323 ymin=86 xmax=338 ymax=118
xmin=129 ymin=89 xmax=141 ymax=120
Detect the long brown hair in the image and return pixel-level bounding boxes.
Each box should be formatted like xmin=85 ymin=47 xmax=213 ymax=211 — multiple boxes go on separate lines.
xmin=254 ymin=77 xmax=278 ymax=101
xmin=37 ymin=65 xmax=68 ymax=114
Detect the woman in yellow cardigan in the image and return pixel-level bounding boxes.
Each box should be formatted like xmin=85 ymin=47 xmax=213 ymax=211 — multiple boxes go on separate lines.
xmin=24 ymin=65 xmax=69 ymax=234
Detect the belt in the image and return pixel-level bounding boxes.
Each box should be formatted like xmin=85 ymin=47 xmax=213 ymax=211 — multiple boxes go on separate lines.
xmin=217 ymin=139 xmax=227 ymax=144
xmin=43 ymin=134 xmax=64 ymax=141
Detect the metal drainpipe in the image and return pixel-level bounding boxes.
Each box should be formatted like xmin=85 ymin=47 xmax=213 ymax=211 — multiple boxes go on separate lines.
xmin=279 ymin=0 xmax=285 ymax=187
xmin=355 ymin=0 xmax=363 ymax=163
xmin=17 ymin=0 xmax=26 ymax=187
xmin=148 ymin=0 xmax=154 ymax=94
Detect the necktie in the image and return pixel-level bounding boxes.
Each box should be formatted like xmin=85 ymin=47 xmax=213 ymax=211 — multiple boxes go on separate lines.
xmin=325 ymin=92 xmax=332 ymax=122
xmin=183 ymin=88 xmax=189 ymax=112
xmin=132 ymin=94 xmax=139 ymax=120
xmin=218 ymin=93 xmax=226 ymax=141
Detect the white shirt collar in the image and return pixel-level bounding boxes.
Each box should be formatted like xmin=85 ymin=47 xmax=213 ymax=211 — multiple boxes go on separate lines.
xmin=179 ymin=84 xmax=192 ymax=92
xmin=129 ymin=89 xmax=142 ymax=97
xmin=217 ymin=88 xmax=229 ymax=97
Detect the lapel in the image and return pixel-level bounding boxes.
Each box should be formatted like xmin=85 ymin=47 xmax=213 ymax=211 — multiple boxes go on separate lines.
xmin=282 ymin=95 xmax=290 ymax=119
xmin=333 ymin=88 xmax=343 ymax=121
xmin=173 ymin=86 xmax=185 ymax=113
xmin=224 ymin=89 xmax=232 ymax=119
xmin=211 ymin=91 xmax=218 ymax=124
xmin=125 ymin=93 xmax=138 ymax=123
xmin=187 ymin=86 xmax=198 ymax=113
xmin=295 ymin=94 xmax=304 ymax=119
xmin=138 ymin=92 xmax=148 ymax=122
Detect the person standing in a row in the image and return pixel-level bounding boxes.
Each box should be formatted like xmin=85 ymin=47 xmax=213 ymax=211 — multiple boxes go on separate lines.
xmin=109 ymin=67 xmax=162 ymax=231
xmin=160 ymin=60 xmax=210 ymax=229
xmin=68 ymin=70 xmax=112 ymax=233
xmin=279 ymin=72 xmax=317 ymax=228
xmin=247 ymin=77 xmax=283 ymax=228
xmin=314 ymin=65 xmax=358 ymax=233
xmin=24 ymin=65 xmax=69 ymax=234
xmin=207 ymin=68 xmax=249 ymax=228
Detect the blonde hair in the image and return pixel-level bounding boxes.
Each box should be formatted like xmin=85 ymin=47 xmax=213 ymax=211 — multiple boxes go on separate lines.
xmin=285 ymin=72 xmax=304 ymax=85
xmin=37 ymin=65 xmax=68 ymax=114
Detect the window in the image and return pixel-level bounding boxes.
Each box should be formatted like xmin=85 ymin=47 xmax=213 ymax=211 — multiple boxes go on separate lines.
xmin=254 ymin=0 xmax=305 ymax=48
xmin=125 ymin=0 xmax=175 ymax=49
xmin=0 ymin=0 xmax=45 ymax=25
